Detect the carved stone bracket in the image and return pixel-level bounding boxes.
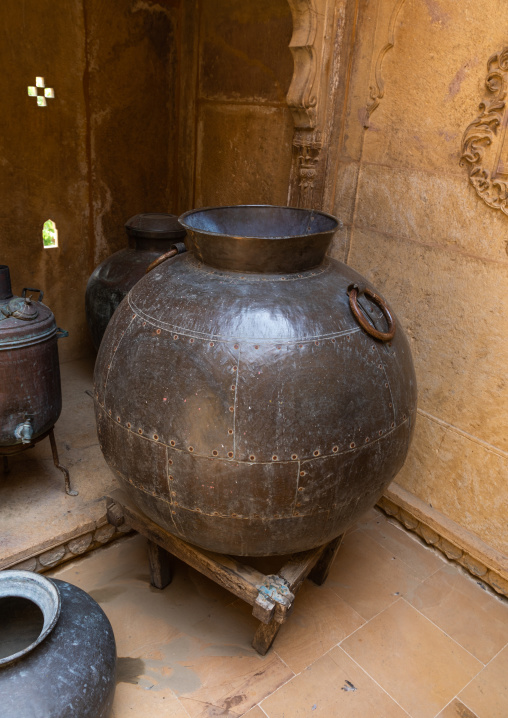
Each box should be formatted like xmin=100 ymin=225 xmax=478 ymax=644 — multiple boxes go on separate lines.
xmin=460 ymin=48 xmax=508 ymax=215
xmin=365 ymin=0 xmax=407 ymax=126
xmin=286 ymin=0 xmax=329 ymax=208
xmin=286 ymin=0 xmax=321 ymax=130
xmin=286 ymin=0 xmax=349 ymax=209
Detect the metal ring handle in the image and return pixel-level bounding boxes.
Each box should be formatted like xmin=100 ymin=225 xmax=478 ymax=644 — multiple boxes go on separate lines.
xmin=145 ymin=248 xmax=178 ymax=274
xmin=22 ymin=287 xmax=44 ymax=303
xmin=348 ymin=285 xmax=396 ymax=342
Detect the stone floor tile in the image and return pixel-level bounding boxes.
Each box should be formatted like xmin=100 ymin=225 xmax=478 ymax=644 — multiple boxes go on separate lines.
xmin=341 ymin=599 xmax=482 ymax=718
xmin=435 ymin=698 xmax=479 ymax=717
xmin=406 ymin=564 xmax=508 ymax=663
xmin=260 ymin=647 xmax=407 ymax=717
xmin=361 ymin=512 xmax=445 ymax=581
xmin=179 ymin=646 xmax=293 ymax=718
xmin=459 ymin=645 xmax=508 ymax=718
xmin=272 ymin=580 xmax=364 ymax=673
xmin=346 ymin=507 xmax=382 ymax=533
xmin=53 ymin=535 xmax=256 ymax=654
xmin=111 ymin=682 xmax=188 ymax=717
xmin=326 ymin=529 xmax=422 ymax=619
xmin=242 ymin=707 xmax=267 ymax=718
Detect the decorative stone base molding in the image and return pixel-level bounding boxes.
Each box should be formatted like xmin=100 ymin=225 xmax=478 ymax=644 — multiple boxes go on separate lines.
xmin=378 ymin=484 xmax=508 ymax=598
xmin=2 ymin=518 xmax=132 ymax=574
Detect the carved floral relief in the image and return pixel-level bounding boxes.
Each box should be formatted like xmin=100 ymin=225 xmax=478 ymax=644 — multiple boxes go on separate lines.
xmin=461 ymin=49 xmax=508 ymax=215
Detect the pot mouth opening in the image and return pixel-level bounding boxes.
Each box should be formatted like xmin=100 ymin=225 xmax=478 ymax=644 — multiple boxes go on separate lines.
xmin=0 ymin=571 xmax=60 ymax=667
xmin=178 ymin=205 xmax=340 ymax=274
xmin=179 ymin=205 xmax=339 ymax=240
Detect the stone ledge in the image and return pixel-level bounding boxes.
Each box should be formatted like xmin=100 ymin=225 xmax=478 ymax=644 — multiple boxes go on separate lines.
xmin=378 ymin=483 xmax=508 ymax=598
xmin=5 ymin=520 xmax=132 ymax=574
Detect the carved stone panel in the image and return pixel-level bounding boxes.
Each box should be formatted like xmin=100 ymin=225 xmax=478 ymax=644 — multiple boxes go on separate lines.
xmin=286 ymin=0 xmax=330 ymax=208
xmin=286 ymin=0 xmax=354 ymax=209
xmin=290 ymin=130 xmax=323 ymax=208
xmin=461 ymin=48 xmax=508 ymax=215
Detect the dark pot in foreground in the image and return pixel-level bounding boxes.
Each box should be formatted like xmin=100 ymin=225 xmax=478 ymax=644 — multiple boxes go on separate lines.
xmin=85 ymin=212 xmax=187 ymax=350
xmin=94 ymin=205 xmax=417 ymax=556
xmin=0 ymin=570 xmax=116 ymax=717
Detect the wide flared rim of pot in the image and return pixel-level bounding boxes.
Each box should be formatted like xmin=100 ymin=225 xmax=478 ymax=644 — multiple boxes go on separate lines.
xmin=178 ymin=205 xmax=340 ymax=273
xmin=179 ymin=205 xmax=339 ymax=240
xmin=0 ymin=570 xmax=61 ymax=667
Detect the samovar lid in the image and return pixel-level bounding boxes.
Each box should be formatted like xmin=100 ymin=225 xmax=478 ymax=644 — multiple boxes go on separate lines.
xmin=125 ymin=213 xmax=186 ymax=240
xmin=0 ymin=268 xmax=56 ymax=350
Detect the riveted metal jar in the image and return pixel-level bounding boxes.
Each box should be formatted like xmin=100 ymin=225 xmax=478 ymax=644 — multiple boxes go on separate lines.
xmin=85 ymin=213 xmax=187 ymax=350
xmin=94 ymin=206 xmax=417 ymax=556
xmin=0 ymin=570 xmax=116 ymax=717
xmin=0 ymin=265 xmax=64 ymax=448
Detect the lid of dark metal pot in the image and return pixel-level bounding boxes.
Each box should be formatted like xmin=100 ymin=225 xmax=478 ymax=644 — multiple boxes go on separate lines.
xmin=124 ymin=213 xmax=186 ymax=240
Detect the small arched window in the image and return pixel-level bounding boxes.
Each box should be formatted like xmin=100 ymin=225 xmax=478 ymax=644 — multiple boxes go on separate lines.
xmin=42 ymin=219 xmax=58 ymax=248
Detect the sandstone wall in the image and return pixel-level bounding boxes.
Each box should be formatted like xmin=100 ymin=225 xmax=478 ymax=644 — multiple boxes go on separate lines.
xmin=0 ymin=0 xmax=180 ymax=361
xmin=332 ymin=0 xmax=508 ymax=554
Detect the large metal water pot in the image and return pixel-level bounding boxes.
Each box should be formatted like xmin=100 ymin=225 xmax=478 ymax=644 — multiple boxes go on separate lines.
xmin=94 ymin=206 xmax=417 ymax=556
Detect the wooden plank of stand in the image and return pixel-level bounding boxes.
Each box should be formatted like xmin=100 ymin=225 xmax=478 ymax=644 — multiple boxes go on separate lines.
xmin=108 ymin=489 xmax=266 ymax=610
xmin=107 ymin=489 xmax=342 ymax=656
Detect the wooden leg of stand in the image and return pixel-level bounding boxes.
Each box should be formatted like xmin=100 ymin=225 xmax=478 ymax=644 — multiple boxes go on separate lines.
xmin=252 ymin=618 xmax=283 ymax=656
xmin=148 ymin=540 xmax=173 ymax=589
xmin=308 ymin=534 xmax=343 ymax=586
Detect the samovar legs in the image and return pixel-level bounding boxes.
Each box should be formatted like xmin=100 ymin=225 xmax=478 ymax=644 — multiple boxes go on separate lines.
xmin=49 ymin=429 xmax=78 ymax=496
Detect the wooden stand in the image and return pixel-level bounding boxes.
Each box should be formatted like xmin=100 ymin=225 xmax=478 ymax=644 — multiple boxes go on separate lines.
xmin=106 ymin=489 xmax=342 ymax=655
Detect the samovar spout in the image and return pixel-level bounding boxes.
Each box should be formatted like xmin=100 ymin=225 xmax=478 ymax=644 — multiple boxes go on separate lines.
xmin=14 ymin=418 xmax=33 ymax=444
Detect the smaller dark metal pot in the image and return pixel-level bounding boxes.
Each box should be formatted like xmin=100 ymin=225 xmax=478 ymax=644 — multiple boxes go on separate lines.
xmin=0 ymin=570 xmax=116 ymax=717
xmin=85 ymin=213 xmax=187 ymax=350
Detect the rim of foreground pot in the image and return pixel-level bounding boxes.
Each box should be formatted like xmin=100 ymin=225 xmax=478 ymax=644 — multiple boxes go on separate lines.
xmin=0 ymin=570 xmax=61 ymax=667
